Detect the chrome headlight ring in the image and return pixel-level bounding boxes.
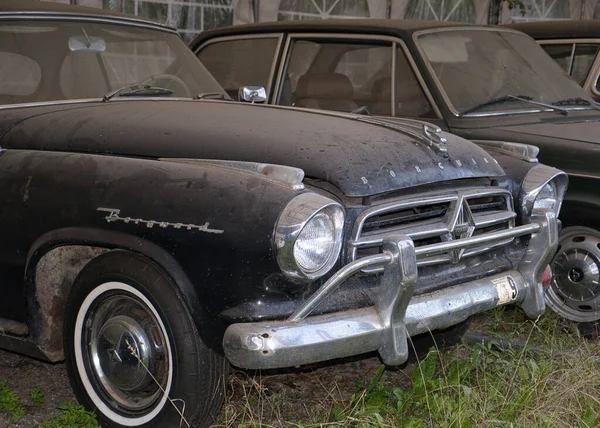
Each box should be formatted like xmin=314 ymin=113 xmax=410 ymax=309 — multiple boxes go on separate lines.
xmin=520 ymin=164 xmax=568 ymax=221
xmin=275 ymin=192 xmax=345 ymax=281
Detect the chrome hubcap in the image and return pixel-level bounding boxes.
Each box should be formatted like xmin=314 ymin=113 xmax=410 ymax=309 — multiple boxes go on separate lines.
xmin=548 ymin=227 xmax=600 ymax=322
xmin=85 ymin=293 xmax=170 ymax=413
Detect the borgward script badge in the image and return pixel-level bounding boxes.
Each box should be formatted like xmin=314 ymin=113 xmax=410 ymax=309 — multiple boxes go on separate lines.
xmin=443 ymin=195 xmax=476 ymax=263
xmin=98 ymin=207 xmax=224 ymax=234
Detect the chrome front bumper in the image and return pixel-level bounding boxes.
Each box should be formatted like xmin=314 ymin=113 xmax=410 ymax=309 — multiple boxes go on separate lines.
xmin=223 ymin=211 xmax=558 ymax=369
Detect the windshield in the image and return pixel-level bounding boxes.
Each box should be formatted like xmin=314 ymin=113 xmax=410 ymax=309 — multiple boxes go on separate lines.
xmin=0 ymin=20 xmax=226 ymax=104
xmin=417 ymin=29 xmax=593 ymax=115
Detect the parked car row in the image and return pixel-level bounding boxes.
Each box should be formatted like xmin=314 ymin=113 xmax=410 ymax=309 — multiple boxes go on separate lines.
xmin=0 ymin=0 xmax=593 ymax=427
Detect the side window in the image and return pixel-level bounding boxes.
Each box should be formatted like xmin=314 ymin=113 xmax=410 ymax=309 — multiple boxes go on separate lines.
xmin=279 ymin=39 xmax=392 ymax=114
xmin=542 ymin=44 xmax=574 ymax=74
xmin=395 ymin=47 xmax=434 ymax=118
xmin=197 ymin=38 xmax=279 ymax=99
xmin=571 ymin=44 xmax=599 ymax=86
xmin=0 ymin=52 xmax=41 ymax=100
xmin=542 ymin=43 xmax=598 ymax=87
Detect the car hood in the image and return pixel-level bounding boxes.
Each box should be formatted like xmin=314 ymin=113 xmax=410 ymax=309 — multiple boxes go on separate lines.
xmin=492 ymin=118 xmax=600 ymax=144
xmin=0 ymin=100 xmax=504 ymax=197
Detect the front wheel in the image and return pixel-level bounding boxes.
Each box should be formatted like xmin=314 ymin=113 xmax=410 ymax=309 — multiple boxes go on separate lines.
xmin=64 ymin=251 xmax=226 ymax=427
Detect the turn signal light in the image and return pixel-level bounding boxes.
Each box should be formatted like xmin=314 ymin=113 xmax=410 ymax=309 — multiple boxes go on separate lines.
xmin=542 ymin=265 xmax=552 ymax=288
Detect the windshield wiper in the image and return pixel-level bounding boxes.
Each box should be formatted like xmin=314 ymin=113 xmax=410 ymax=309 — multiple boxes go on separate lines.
xmin=102 ymin=84 xmax=173 ymax=102
xmin=459 ymin=94 xmax=568 ymax=117
xmin=552 ymin=97 xmax=599 ymax=109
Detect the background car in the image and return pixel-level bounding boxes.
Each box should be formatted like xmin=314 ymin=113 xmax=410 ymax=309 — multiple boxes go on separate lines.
xmin=192 ymin=20 xmax=600 ymax=326
xmin=507 ymin=20 xmax=600 ymax=102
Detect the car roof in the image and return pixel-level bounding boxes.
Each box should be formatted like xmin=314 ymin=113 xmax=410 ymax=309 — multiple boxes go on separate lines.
xmin=506 ymin=20 xmax=600 ymax=40
xmin=0 ymin=0 xmax=174 ymax=32
xmin=190 ymin=18 xmax=495 ymax=48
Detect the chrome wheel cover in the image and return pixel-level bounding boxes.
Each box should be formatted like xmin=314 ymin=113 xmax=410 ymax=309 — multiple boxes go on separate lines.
xmin=547 ymin=227 xmax=600 ymax=322
xmin=74 ymin=282 xmax=173 ymax=426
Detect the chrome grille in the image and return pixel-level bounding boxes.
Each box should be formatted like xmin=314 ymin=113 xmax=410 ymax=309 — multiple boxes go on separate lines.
xmin=349 ymin=188 xmax=515 ymax=272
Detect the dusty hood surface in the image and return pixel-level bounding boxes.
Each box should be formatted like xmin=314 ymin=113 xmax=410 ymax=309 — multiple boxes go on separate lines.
xmin=0 ymin=100 xmax=504 ymax=197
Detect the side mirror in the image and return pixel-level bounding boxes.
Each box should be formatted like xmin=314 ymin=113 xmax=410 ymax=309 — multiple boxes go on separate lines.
xmin=238 ymin=86 xmax=266 ymax=104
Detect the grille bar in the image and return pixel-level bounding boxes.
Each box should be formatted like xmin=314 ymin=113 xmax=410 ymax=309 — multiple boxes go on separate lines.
xmin=349 ymin=188 xmax=516 ymax=271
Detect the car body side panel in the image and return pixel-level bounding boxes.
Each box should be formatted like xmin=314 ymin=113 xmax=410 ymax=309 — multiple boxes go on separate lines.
xmin=0 ymin=148 xmax=300 ymax=351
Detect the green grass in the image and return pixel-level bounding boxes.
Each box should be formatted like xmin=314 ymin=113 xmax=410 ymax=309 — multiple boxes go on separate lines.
xmin=0 ymin=381 xmax=25 ymax=422
xmin=218 ymin=308 xmax=600 ymax=427
xmin=0 ymin=382 xmax=98 ymax=427
xmin=30 ymin=388 xmax=44 ymax=408
xmin=42 ymin=402 xmax=100 ymax=428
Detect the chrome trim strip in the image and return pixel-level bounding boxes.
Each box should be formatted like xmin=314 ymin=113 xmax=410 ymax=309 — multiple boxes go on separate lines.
xmin=391 ymin=41 xmax=397 ymax=117
xmin=414 ymin=222 xmax=538 ymax=258
xmin=568 ymin=172 xmax=600 ymax=180
xmin=538 ymin=38 xmax=600 ymax=45
xmin=0 ymin=97 xmax=211 ymax=110
xmin=568 ymin=43 xmax=576 ymax=75
xmin=194 ymin=33 xmax=284 ymax=99
xmin=0 ymin=13 xmax=177 ymax=34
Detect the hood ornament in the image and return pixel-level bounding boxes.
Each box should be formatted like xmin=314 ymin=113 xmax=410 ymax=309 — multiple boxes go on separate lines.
xmin=422 ymin=123 xmax=448 ymax=158
xmin=355 ymin=117 xmax=449 ymax=158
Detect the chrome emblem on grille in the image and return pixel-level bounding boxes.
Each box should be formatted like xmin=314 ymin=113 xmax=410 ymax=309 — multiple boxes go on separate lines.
xmin=443 ymin=195 xmax=476 ymax=263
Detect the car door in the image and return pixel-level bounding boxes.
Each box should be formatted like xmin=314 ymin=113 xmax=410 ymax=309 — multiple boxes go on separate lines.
xmin=196 ymin=34 xmax=283 ymax=101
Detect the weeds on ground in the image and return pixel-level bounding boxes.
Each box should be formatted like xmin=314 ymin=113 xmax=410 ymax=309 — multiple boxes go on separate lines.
xmin=219 ymin=310 xmax=600 ymax=427
xmin=0 ymin=382 xmax=99 ymax=427
xmin=30 ymin=388 xmax=44 ymax=408
xmin=0 ymin=381 xmax=25 ymax=422
xmin=42 ymin=401 xmax=100 ymax=428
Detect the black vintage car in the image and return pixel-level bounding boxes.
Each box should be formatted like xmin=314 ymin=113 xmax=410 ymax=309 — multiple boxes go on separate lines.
xmin=0 ymin=2 xmax=565 ymax=427
xmin=192 ymin=19 xmax=600 ymax=325
xmin=507 ymin=20 xmax=600 ymax=102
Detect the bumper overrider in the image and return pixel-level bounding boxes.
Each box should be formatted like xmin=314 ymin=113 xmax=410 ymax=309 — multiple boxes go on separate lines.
xmin=224 ymin=209 xmax=558 ymax=369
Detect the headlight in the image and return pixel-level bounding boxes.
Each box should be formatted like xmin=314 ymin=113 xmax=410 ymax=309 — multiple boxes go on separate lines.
xmin=520 ymin=165 xmax=568 ymax=221
xmin=532 ymin=181 xmax=558 ymax=212
xmin=275 ymin=193 xmax=344 ymax=280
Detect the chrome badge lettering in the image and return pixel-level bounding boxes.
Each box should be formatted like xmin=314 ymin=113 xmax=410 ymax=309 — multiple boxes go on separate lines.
xmin=98 ymin=208 xmax=224 ymax=234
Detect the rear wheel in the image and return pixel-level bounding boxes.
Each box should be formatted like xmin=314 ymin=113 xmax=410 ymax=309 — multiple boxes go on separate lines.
xmin=64 ymin=251 xmax=226 ymax=427
xmin=547 ymin=226 xmax=600 ymax=323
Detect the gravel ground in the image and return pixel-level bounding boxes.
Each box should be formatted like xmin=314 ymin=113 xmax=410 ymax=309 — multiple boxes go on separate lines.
xmin=0 ymin=350 xmax=74 ymax=427
xmin=0 ymin=348 xmax=415 ymax=427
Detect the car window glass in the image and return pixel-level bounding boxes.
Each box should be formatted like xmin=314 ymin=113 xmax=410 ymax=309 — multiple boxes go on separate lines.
xmin=0 ymin=52 xmax=41 ymax=98
xmin=395 ymin=47 xmax=434 ymax=118
xmin=279 ymin=40 xmax=321 ymax=106
xmin=1 ymin=21 xmax=225 ymax=105
xmin=280 ymin=39 xmax=392 ymax=114
xmin=542 ymin=44 xmax=574 ymax=74
xmin=197 ymin=38 xmax=278 ymax=99
xmin=61 ymin=39 xmax=188 ymax=98
xmin=572 ymin=44 xmax=599 ymax=86
xmin=418 ymin=30 xmax=591 ymax=114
